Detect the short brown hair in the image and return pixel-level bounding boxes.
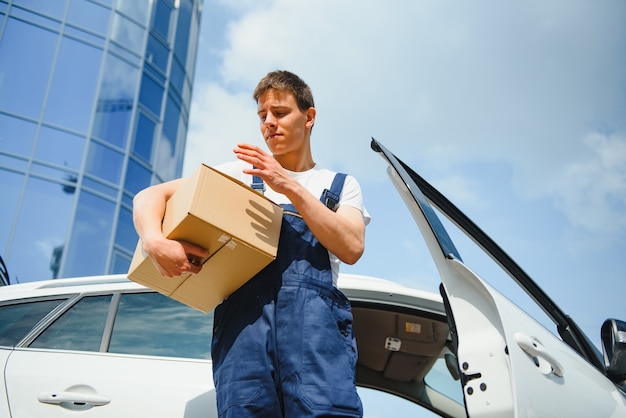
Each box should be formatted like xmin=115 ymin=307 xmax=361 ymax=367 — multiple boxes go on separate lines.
xmin=253 ymin=70 xmax=315 ymax=111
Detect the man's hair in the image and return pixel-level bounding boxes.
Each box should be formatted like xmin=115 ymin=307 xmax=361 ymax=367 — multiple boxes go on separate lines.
xmin=253 ymin=70 xmax=315 ymax=111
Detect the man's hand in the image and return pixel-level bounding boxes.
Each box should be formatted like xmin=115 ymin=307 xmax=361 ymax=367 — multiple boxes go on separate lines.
xmin=234 ymin=143 xmax=296 ymax=195
xmin=142 ymin=236 xmax=209 ymax=278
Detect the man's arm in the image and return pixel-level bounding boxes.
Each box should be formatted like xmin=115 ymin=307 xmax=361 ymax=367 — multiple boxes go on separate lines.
xmin=234 ymin=144 xmax=365 ymax=265
xmin=132 ymin=178 xmax=209 ymax=277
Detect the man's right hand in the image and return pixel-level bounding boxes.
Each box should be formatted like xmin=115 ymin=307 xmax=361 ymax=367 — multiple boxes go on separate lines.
xmin=142 ymin=236 xmax=209 ymax=277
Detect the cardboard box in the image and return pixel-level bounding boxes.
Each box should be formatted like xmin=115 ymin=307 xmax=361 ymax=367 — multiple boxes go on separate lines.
xmin=128 ymin=164 xmax=283 ymax=313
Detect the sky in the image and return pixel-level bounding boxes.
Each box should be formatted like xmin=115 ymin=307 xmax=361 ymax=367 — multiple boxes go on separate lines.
xmin=184 ymin=1 xmax=626 ymax=415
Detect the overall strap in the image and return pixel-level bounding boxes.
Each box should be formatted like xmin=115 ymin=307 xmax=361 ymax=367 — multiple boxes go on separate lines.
xmin=320 ymin=173 xmax=347 ymax=212
xmin=250 ymin=166 xmax=265 ymax=194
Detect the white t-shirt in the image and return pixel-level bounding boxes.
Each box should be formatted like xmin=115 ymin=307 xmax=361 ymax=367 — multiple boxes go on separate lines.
xmin=213 ymin=160 xmax=371 ymax=286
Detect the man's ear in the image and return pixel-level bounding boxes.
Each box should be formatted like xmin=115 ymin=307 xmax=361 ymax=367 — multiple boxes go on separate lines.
xmin=305 ymin=107 xmax=316 ymax=128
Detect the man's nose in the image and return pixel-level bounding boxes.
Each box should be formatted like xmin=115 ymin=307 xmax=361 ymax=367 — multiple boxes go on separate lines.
xmin=264 ymin=112 xmax=277 ymax=126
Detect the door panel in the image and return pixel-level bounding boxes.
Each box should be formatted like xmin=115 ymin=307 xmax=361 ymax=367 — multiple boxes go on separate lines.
xmin=441 ymin=259 xmax=624 ymax=417
xmin=5 ymin=349 xmax=216 ymax=417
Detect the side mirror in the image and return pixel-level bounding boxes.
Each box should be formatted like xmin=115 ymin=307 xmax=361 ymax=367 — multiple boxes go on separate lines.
xmin=601 ymin=319 xmax=626 ymax=383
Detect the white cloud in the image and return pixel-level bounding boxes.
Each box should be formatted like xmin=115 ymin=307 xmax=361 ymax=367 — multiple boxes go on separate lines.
xmin=184 ymin=81 xmax=259 ymax=176
xmin=552 ymin=132 xmax=626 ymax=234
xmin=189 ymin=0 xmax=626 ymax=236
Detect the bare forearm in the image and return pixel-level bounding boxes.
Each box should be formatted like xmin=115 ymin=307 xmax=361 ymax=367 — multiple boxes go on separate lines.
xmin=285 ymin=183 xmax=365 ymax=265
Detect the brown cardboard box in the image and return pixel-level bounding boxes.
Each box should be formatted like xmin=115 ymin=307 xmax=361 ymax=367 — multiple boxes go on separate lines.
xmin=128 ymin=164 xmax=283 ymax=313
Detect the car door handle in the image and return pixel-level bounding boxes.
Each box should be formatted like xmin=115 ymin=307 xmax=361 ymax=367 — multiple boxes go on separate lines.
xmin=515 ymin=332 xmax=564 ymax=377
xmin=38 ymin=391 xmax=111 ymax=407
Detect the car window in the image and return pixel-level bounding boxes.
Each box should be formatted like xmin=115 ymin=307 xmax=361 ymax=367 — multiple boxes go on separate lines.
xmin=108 ymin=292 xmax=213 ymax=359
xmin=0 ymin=299 xmax=67 ymax=346
xmin=29 ymin=295 xmax=112 ymax=351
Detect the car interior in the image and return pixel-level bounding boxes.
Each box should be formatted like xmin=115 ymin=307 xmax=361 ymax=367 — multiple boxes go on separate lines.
xmin=352 ymin=305 xmax=465 ymax=417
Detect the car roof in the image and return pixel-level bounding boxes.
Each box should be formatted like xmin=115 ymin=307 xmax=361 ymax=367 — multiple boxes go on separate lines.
xmin=0 ymin=273 xmax=444 ymax=314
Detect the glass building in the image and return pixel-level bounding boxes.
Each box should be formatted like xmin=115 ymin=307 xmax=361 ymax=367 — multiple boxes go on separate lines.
xmin=0 ymin=0 xmax=203 ymax=284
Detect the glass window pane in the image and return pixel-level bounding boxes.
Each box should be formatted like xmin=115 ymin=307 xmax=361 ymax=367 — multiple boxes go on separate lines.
xmin=82 ymin=176 xmax=118 ymax=198
xmin=173 ymin=0 xmax=192 ymax=64
xmin=0 ymin=169 xmax=23 ymax=253
xmin=116 ymin=0 xmax=149 ymax=25
xmin=124 ymin=158 xmax=151 ymax=195
xmin=0 ymin=18 xmax=58 ymax=119
xmin=0 ymin=299 xmax=67 ymax=346
xmin=114 ymin=206 xmax=136 ymax=252
xmin=92 ymin=53 xmax=139 ymax=148
xmin=9 ymin=6 xmax=61 ymax=31
xmin=44 ymin=36 xmax=102 ymax=133
xmin=34 ymin=126 xmax=85 ymax=169
xmin=12 ymin=0 xmax=67 ymax=20
xmin=163 ymin=94 xmax=180 ymax=145
xmin=138 ymin=72 xmax=164 ymax=117
xmin=111 ymin=251 xmax=131 ymax=274
xmin=133 ymin=112 xmax=156 ymax=161
xmin=147 ymin=33 xmax=169 ymax=73
xmin=30 ymin=295 xmax=112 ymax=351
xmin=85 ymin=141 xmax=123 ymax=183
xmin=9 ymin=177 xmax=75 ymax=282
xmin=67 ymin=0 xmax=111 ymax=35
xmin=0 ymin=114 xmax=37 ymax=157
xmin=63 ymin=191 xmax=115 ymax=277
xmin=109 ymin=292 xmax=212 ymax=359
xmin=152 ymin=0 xmax=172 ymax=40
xmin=170 ymin=57 xmax=185 ymax=96
xmin=111 ymin=12 xmax=145 ymax=54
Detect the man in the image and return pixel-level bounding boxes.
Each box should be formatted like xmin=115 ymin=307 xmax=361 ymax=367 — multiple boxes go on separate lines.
xmin=133 ymin=70 xmax=369 ymax=417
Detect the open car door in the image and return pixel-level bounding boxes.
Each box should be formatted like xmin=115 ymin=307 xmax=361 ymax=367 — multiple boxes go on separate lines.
xmin=372 ymin=139 xmax=626 ymax=417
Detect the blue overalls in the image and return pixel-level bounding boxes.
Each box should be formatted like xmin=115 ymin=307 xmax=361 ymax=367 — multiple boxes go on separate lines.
xmin=211 ymin=173 xmax=363 ymax=417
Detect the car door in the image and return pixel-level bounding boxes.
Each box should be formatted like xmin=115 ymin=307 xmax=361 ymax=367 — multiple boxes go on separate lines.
xmin=372 ymin=138 xmax=626 ymax=417
xmin=3 ymin=290 xmax=217 ymax=417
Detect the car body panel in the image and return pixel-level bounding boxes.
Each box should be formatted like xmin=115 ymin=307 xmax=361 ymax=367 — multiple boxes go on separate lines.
xmin=1 ymin=273 xmax=461 ymax=418
xmin=371 ymin=138 xmax=626 ymax=416
xmin=4 ymin=348 xmax=215 ymax=417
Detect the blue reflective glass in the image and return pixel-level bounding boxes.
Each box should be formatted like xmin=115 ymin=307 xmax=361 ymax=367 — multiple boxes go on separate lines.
xmin=147 ymin=33 xmax=169 ymax=73
xmin=173 ymin=0 xmax=192 ymax=64
xmin=12 ymin=0 xmax=67 ymax=20
xmin=30 ymin=295 xmax=112 ymax=351
xmin=93 ymin=54 xmax=139 ymax=148
xmin=111 ymin=12 xmax=145 ymax=54
xmin=9 ymin=177 xmax=75 ymax=282
xmin=67 ymin=0 xmax=111 ymax=35
xmin=170 ymin=57 xmax=185 ymax=97
xmin=124 ymin=158 xmax=151 ymax=195
xmin=85 ymin=141 xmax=123 ymax=184
xmin=9 ymin=5 xmax=61 ymax=31
xmin=114 ymin=206 xmax=136 ymax=252
xmin=30 ymin=163 xmax=77 ymax=184
xmin=0 ymin=169 xmax=23 ymax=252
xmin=34 ymin=126 xmax=85 ymax=169
xmin=0 ymin=18 xmax=57 ymax=119
xmin=139 ymin=73 xmax=164 ymax=117
xmin=0 ymin=114 xmax=37 ymax=157
xmin=109 ymin=292 xmax=212 ymax=359
xmin=116 ymin=0 xmax=149 ymax=25
xmin=152 ymin=0 xmax=172 ymax=40
xmin=111 ymin=251 xmax=131 ymax=274
xmin=82 ymin=176 xmax=118 ymax=199
xmin=0 ymin=154 xmax=28 ymax=172
xmin=63 ymin=190 xmax=115 ymax=277
xmin=132 ymin=112 xmax=155 ymax=161
xmin=163 ymin=94 xmax=180 ymax=145
xmin=63 ymin=25 xmax=105 ymax=46
xmin=44 ymin=37 xmax=102 ymax=133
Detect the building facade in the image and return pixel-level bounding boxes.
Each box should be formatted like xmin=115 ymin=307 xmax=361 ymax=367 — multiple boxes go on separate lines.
xmin=0 ymin=0 xmax=203 ymax=283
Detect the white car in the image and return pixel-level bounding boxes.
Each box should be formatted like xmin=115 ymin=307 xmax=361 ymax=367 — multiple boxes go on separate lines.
xmin=1 ymin=139 xmax=624 ymax=417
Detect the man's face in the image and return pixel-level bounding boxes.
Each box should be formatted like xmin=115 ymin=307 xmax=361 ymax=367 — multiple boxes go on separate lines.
xmin=257 ymin=89 xmax=315 ymax=157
